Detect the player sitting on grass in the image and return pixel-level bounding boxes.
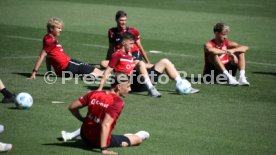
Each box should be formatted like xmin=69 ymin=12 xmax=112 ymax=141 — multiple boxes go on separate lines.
xmin=203 ymin=22 xmax=250 ymax=86
xmin=100 ymin=10 xmax=151 ymax=68
xmin=0 ymin=124 xmax=12 ymax=152
xmin=63 ymin=73 xmax=149 ymax=155
xmin=29 ymin=17 xmax=103 ymax=80
xmin=0 ymin=79 xmax=15 ymax=104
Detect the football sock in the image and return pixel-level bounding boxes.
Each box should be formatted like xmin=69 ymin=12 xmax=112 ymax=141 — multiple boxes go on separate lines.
xmin=144 ymin=78 xmax=154 ymax=89
xmin=70 ymin=128 xmax=81 ymax=139
xmin=239 ymin=70 xmax=245 ymax=78
xmin=174 ymin=75 xmax=182 ymax=83
xmin=223 ymin=70 xmax=234 ymax=79
xmin=0 ymin=88 xmax=13 ymax=98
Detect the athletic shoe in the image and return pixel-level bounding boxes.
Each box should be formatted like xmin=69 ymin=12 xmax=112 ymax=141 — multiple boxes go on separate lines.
xmin=61 ymin=131 xmax=72 ymax=142
xmin=228 ymin=77 xmax=239 ymax=86
xmin=135 ymin=131 xmax=150 ymax=140
xmin=238 ymin=77 xmax=250 ymax=86
xmin=1 ymin=94 xmax=15 ymax=104
xmin=0 ymin=142 xmax=12 ymax=152
xmin=0 ymin=124 xmax=4 ymax=133
xmin=187 ymin=88 xmax=200 ymax=94
xmin=148 ymin=87 xmax=161 ymax=97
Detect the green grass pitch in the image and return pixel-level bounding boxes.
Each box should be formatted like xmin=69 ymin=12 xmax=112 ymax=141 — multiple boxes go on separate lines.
xmin=0 ymin=0 xmax=276 ymax=154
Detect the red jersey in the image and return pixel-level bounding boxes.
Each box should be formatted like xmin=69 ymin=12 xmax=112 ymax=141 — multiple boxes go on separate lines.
xmin=43 ymin=34 xmax=71 ymax=75
xmin=108 ymin=27 xmax=140 ymax=58
xmin=205 ymin=39 xmax=231 ymax=64
xmin=108 ymin=50 xmax=136 ymax=75
xmin=79 ymin=91 xmax=124 ymax=148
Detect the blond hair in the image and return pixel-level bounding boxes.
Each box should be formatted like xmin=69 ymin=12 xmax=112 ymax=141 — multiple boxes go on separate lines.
xmin=47 ymin=17 xmax=63 ymax=33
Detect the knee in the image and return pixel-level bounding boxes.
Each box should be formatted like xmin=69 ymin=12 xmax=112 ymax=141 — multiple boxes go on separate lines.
xmin=100 ymin=60 xmax=108 ymax=68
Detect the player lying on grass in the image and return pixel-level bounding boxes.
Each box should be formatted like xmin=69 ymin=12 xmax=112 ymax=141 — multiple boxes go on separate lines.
xmin=203 ymin=22 xmax=250 ymax=86
xmin=0 ymin=124 xmax=12 ymax=152
xmin=63 ymin=73 xmax=149 ymax=155
xmin=29 ymin=17 xmax=103 ymax=79
xmin=100 ymin=10 xmax=151 ymax=68
xmin=0 ymin=79 xmax=15 ymax=103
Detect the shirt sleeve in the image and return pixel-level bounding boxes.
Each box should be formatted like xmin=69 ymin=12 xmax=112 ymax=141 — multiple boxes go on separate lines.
xmin=108 ymin=52 xmax=119 ymax=68
xmin=106 ymin=97 xmax=124 ymax=119
xmin=132 ymin=28 xmax=140 ymax=41
xmin=43 ymin=36 xmax=56 ymax=52
xmin=79 ymin=91 xmax=93 ymax=106
xmin=108 ymin=29 xmax=114 ymax=43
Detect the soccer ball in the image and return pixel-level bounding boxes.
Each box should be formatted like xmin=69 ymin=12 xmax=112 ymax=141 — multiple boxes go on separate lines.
xmin=15 ymin=92 xmax=33 ymax=109
xmin=176 ymin=79 xmax=192 ymax=94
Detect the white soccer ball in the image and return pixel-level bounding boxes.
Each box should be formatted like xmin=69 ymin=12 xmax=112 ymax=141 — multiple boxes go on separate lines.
xmin=176 ymin=79 xmax=192 ymax=94
xmin=15 ymin=92 xmax=33 ymax=109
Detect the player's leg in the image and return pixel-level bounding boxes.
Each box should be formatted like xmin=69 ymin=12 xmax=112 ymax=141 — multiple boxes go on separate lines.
xmin=208 ymin=55 xmax=238 ymax=85
xmin=136 ymin=61 xmax=161 ymax=97
xmin=61 ymin=128 xmax=81 ymax=142
xmin=235 ymin=53 xmax=249 ymax=86
xmin=110 ymin=131 xmax=149 ymax=147
xmin=100 ymin=60 xmax=109 ymax=69
xmin=153 ymin=59 xmax=199 ymax=94
xmin=0 ymin=80 xmax=15 ymax=103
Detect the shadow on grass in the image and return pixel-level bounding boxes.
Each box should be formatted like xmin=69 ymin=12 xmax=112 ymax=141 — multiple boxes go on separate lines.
xmin=42 ymin=139 xmax=100 ymax=153
xmin=12 ymin=72 xmax=45 ymax=78
xmin=83 ymin=85 xmax=110 ymax=90
xmin=252 ymin=71 xmax=276 ymax=76
xmin=8 ymin=107 xmax=21 ymax=110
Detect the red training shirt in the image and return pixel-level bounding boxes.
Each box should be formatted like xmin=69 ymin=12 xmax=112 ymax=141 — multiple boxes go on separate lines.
xmin=43 ymin=34 xmax=71 ymax=75
xmin=79 ymin=91 xmax=124 ymax=148
xmin=108 ymin=50 xmax=136 ymax=75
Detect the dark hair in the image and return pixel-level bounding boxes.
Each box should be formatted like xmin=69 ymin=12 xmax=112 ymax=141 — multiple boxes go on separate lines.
xmin=213 ymin=22 xmax=229 ymax=33
xmin=115 ymin=10 xmax=127 ymax=20
xmin=121 ymin=32 xmax=135 ymax=41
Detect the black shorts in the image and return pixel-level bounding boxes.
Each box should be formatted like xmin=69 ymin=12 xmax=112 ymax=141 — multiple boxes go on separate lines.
xmin=64 ymin=59 xmax=95 ymax=76
xmin=203 ymin=62 xmax=237 ymax=82
xmin=81 ymin=131 xmax=131 ymax=148
xmin=132 ymin=51 xmax=142 ymax=61
xmin=131 ymin=66 xmax=162 ymax=92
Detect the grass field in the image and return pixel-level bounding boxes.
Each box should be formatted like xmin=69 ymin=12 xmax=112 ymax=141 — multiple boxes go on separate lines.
xmin=0 ymin=0 xmax=276 ymax=154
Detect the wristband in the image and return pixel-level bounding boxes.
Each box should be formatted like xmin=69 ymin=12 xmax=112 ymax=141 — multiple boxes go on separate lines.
xmin=33 ymin=69 xmax=38 ymax=72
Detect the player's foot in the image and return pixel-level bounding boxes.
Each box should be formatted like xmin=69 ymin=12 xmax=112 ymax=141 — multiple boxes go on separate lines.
xmin=238 ymin=77 xmax=250 ymax=86
xmin=1 ymin=94 xmax=15 ymax=103
xmin=148 ymin=87 xmax=161 ymax=97
xmin=186 ymin=88 xmax=200 ymax=94
xmin=0 ymin=142 xmax=12 ymax=152
xmin=228 ymin=77 xmax=239 ymax=86
xmin=61 ymin=131 xmax=72 ymax=142
xmin=135 ymin=131 xmax=150 ymax=140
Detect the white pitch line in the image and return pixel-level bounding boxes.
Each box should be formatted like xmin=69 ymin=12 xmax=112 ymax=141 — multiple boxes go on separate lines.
xmin=4 ymin=35 xmax=276 ymax=67
xmin=52 ymin=101 xmax=65 ymax=104
xmin=150 ymin=50 xmax=276 ymax=67
xmin=81 ymin=43 xmax=108 ymax=49
xmin=1 ymin=56 xmax=38 ymax=59
xmin=6 ymin=35 xmax=41 ymax=41
xmin=247 ymin=61 xmax=276 ymax=67
xmin=149 ymin=50 xmax=197 ymax=58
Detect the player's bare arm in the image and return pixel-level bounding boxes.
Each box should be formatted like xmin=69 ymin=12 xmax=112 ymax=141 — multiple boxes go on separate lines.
xmin=68 ymin=100 xmax=85 ymax=122
xmin=227 ymin=41 xmax=249 ymax=54
xmin=98 ymin=67 xmax=113 ymax=91
xmin=204 ymin=42 xmax=227 ymax=55
xmin=136 ymin=39 xmax=150 ymax=63
xmin=28 ymin=50 xmax=47 ymax=80
xmin=101 ymin=113 xmax=117 ymax=155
